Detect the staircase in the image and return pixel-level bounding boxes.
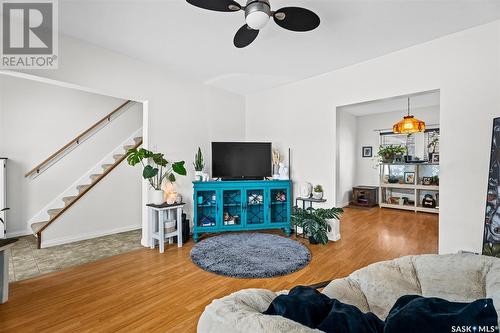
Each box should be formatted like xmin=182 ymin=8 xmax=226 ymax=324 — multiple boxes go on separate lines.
xmin=25 ymin=101 xmax=143 ymax=248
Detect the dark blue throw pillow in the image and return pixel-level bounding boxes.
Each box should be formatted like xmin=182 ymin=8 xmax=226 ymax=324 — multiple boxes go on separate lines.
xmin=262 ymin=286 xmax=499 ymax=333
xmin=263 ymin=286 xmax=384 ymax=333
xmin=385 ymin=295 xmax=499 ymax=333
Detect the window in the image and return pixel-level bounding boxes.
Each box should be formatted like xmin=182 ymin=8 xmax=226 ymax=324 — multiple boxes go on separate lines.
xmin=380 ymin=128 xmax=439 ymax=158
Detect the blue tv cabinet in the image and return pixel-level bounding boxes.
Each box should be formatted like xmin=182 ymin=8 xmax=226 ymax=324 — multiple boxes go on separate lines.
xmin=192 ymin=180 xmax=291 ymax=242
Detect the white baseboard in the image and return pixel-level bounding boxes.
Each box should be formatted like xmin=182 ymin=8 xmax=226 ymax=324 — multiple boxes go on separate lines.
xmin=339 ymin=201 xmax=350 ymax=208
xmin=42 ymin=224 xmax=142 ymax=248
xmin=6 ymin=229 xmax=31 ymax=238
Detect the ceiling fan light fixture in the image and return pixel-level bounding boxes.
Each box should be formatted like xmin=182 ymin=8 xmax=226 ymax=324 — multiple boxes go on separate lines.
xmin=245 ymin=1 xmax=271 ymax=30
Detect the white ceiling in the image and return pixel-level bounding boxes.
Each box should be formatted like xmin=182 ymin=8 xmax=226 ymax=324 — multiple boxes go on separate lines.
xmin=59 ymin=0 xmax=500 ymax=95
xmin=339 ymin=90 xmax=440 ymax=116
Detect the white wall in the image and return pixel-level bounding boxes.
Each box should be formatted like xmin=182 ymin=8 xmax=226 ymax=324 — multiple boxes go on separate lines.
xmin=336 ymin=110 xmax=357 ymax=207
xmin=354 ymin=106 xmax=440 ymax=187
xmin=0 ymin=75 xmax=142 ymax=237
xmin=246 ymin=21 xmax=500 ymax=254
xmin=8 ymin=35 xmax=246 ymax=246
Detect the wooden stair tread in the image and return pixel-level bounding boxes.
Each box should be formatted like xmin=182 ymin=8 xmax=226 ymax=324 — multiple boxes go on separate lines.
xmin=31 ymin=221 xmax=49 ymax=234
xmin=101 ymin=164 xmax=113 ymax=170
xmin=62 ymin=196 xmax=77 ymax=206
xmin=113 ymin=154 xmax=125 ymax=160
xmin=77 ymin=184 xmax=91 ymax=193
xmin=47 ymin=208 xmax=63 ymax=214
xmin=90 ymin=174 xmax=102 ymax=182
xmin=133 ymin=137 xmax=143 ymax=144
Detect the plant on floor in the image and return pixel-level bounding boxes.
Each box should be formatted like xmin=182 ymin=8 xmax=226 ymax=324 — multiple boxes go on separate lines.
xmin=291 ymin=206 xmax=343 ymax=245
xmin=377 ymin=145 xmax=407 ymax=163
xmin=193 ymin=147 xmax=204 ymax=173
xmin=126 ymin=148 xmax=187 ymax=191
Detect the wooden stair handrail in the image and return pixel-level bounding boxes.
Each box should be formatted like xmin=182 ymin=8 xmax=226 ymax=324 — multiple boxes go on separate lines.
xmin=25 ymin=100 xmax=132 ymax=178
xmin=36 ymin=138 xmax=142 ymax=248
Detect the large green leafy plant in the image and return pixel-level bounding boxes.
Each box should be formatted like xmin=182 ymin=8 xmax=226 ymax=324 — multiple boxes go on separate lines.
xmin=377 ymin=145 xmax=407 ymax=163
xmin=126 ymin=148 xmax=187 ymax=190
xmin=291 ymin=207 xmax=343 ymax=245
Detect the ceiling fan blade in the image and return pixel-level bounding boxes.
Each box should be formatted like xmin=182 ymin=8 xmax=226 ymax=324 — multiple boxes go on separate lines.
xmin=273 ymin=7 xmax=320 ymax=32
xmin=186 ymin=0 xmax=241 ymax=12
xmin=233 ymin=24 xmax=259 ymax=48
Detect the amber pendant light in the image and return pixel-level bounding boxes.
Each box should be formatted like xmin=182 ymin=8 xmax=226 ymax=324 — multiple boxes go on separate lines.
xmin=393 ymin=97 xmax=426 ymax=134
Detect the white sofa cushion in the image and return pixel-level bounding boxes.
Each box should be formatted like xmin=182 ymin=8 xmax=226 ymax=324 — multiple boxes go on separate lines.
xmin=198 ymin=254 xmax=500 ymax=332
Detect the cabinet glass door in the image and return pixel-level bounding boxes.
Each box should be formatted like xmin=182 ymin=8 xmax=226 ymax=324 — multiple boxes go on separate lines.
xmin=195 ymin=190 xmax=218 ymax=228
xmin=222 ymin=189 xmax=242 ymax=227
xmin=245 ymin=189 xmax=265 ymax=225
xmin=270 ymin=188 xmax=289 ymax=224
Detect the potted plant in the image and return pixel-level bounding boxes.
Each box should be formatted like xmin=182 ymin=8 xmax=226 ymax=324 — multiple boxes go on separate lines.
xmin=291 ymin=207 xmax=343 ymax=245
xmin=126 ymin=148 xmax=187 ymax=205
xmin=312 ymin=185 xmax=323 ymax=200
xmin=377 ymin=145 xmax=407 ymax=163
xmin=193 ymin=147 xmax=204 ymax=181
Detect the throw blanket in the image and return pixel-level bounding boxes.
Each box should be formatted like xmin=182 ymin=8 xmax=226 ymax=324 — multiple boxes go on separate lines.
xmin=263 ymin=286 xmax=499 ymax=333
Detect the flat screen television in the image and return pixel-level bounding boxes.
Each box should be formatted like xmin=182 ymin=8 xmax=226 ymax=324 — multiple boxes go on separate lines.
xmin=212 ymin=142 xmax=272 ymax=180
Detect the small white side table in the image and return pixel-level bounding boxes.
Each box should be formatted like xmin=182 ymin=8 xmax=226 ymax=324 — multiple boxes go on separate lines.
xmin=147 ymin=202 xmax=185 ymax=253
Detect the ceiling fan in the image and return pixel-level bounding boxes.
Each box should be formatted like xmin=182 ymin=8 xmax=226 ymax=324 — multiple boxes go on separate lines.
xmin=186 ymin=0 xmax=320 ymax=48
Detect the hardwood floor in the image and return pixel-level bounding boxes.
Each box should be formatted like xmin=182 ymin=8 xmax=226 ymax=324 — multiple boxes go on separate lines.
xmin=0 ymin=207 xmax=438 ymax=332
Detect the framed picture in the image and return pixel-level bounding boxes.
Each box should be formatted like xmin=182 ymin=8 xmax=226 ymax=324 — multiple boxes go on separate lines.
xmin=362 ymin=146 xmax=372 ymax=158
xmin=422 ymin=177 xmax=433 ymax=186
xmin=404 ymin=172 xmax=415 ymax=184
xmin=431 ymin=153 xmax=440 ymax=164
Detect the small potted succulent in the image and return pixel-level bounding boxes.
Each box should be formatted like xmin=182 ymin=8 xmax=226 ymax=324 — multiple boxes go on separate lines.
xmin=377 ymin=145 xmax=407 ymax=163
xmin=126 ymin=148 xmax=187 ymax=205
xmin=193 ymin=147 xmax=204 ymax=181
xmin=291 ymin=207 xmax=343 ymax=245
xmin=312 ymin=185 xmax=323 ymax=200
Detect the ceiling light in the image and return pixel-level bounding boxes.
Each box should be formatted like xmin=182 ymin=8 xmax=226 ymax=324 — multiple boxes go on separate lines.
xmin=393 ymin=97 xmax=426 ymax=134
xmin=245 ymin=1 xmax=271 ymax=30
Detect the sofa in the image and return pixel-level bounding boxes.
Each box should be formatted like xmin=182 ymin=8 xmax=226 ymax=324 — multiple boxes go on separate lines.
xmin=197 ymin=254 xmax=500 ymax=333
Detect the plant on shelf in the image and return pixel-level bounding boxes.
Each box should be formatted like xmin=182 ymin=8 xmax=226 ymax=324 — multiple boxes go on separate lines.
xmin=126 ymin=148 xmax=187 ymax=205
xmin=312 ymin=185 xmax=324 ymax=200
xmin=377 ymin=145 xmax=407 ymax=163
xmin=291 ymin=206 xmax=343 ymax=245
xmin=193 ymin=147 xmax=204 ymax=180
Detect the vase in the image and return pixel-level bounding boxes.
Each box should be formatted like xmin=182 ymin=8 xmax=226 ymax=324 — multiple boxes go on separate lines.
xmin=312 ymin=191 xmax=323 ymax=200
xmin=195 ymin=171 xmax=203 ymax=181
xmin=300 ymin=182 xmax=312 ymax=198
xmin=152 ymin=190 xmax=165 ymax=205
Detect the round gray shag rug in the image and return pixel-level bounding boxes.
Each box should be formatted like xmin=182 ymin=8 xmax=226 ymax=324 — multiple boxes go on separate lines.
xmin=190 ymin=233 xmax=311 ymax=278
